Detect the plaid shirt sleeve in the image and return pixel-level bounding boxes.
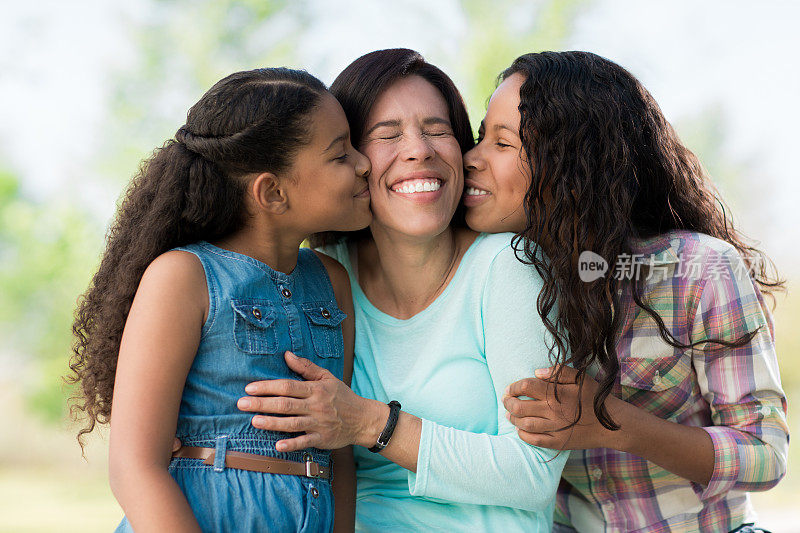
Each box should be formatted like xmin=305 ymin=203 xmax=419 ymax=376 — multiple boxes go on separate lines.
xmin=690 ymin=248 xmax=789 ymax=500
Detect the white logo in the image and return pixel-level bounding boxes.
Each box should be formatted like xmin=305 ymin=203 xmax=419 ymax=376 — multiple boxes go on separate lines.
xmin=578 ymin=251 xmax=608 ymax=282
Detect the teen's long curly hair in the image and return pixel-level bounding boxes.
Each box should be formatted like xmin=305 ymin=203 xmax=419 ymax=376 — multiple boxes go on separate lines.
xmin=67 ymin=68 xmax=326 ymax=449
xmin=502 ymin=51 xmax=784 ymax=432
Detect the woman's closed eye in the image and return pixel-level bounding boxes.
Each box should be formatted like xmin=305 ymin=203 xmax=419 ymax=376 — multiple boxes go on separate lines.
xmin=369 ymin=127 xmax=402 ymax=141
xmin=424 ymin=129 xmax=452 ymax=137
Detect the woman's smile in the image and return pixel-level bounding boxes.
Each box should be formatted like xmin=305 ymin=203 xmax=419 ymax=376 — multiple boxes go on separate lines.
xmin=388 ymin=170 xmax=445 ymax=203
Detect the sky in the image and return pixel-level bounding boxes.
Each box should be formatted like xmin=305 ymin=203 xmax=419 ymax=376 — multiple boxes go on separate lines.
xmin=1 ymin=0 xmax=798 ymax=265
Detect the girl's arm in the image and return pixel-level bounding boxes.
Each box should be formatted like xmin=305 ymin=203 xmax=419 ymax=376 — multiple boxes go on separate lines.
xmin=242 ymin=245 xmax=568 ymax=512
xmin=109 ymin=251 xmax=207 ymax=533
xmin=505 ymin=247 xmax=789 ymax=494
xmin=314 ymin=252 xmax=356 ymax=533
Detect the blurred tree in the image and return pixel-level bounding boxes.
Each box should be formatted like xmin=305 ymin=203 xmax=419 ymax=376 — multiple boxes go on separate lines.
xmin=97 ymin=0 xmax=307 ymax=189
xmin=0 ymin=166 xmax=97 ymax=421
xmin=457 ymin=0 xmax=588 ymax=130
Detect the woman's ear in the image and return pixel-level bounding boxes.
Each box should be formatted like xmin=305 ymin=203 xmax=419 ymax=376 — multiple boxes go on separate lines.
xmin=251 ymin=172 xmax=289 ymax=214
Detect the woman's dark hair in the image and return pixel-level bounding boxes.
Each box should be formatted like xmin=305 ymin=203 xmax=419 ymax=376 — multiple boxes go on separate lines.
xmin=502 ymin=51 xmax=784 ymax=434
xmin=68 ymin=68 xmax=327 ymax=449
xmin=311 ymin=48 xmax=473 ymax=246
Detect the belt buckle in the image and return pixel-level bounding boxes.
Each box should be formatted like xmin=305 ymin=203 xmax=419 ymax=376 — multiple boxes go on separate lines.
xmin=303 ymin=452 xmax=321 ymax=478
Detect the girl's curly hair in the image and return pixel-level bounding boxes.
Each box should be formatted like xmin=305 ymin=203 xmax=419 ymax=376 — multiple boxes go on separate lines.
xmin=67 ymin=68 xmax=326 ymax=450
xmin=502 ymin=51 xmax=784 ymax=433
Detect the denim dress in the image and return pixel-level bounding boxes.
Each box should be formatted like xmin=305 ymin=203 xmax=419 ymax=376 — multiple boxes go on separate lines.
xmin=114 ymin=242 xmax=346 ymax=533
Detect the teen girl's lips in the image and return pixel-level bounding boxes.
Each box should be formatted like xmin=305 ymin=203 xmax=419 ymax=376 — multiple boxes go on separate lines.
xmin=462 ymin=181 xmax=491 ymax=207
xmin=388 ymin=170 xmax=445 ymax=203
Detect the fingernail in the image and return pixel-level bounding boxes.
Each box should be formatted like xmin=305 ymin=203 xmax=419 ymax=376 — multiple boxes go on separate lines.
xmin=534 ymin=368 xmax=549 ymax=378
xmin=244 ymin=383 xmax=256 ymax=394
xmin=285 ymin=351 xmax=296 ymax=358
xmin=238 ymin=398 xmax=251 ymax=409
xmin=503 ymin=385 xmax=510 ymax=397
xmin=253 ymin=415 xmax=264 ymax=425
xmin=276 ymin=442 xmax=285 ymax=451
xmin=505 ymin=412 xmax=511 ymax=420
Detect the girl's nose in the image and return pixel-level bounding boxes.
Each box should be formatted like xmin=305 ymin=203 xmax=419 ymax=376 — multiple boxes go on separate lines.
xmin=355 ymin=149 xmax=371 ymax=178
xmin=463 ymin=146 xmax=484 ymax=172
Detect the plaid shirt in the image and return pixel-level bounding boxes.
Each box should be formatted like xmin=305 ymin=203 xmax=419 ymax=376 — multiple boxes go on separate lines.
xmin=554 ymin=230 xmax=789 ymax=533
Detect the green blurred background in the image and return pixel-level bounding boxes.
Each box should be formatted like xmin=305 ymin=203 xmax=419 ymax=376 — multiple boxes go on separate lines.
xmin=1 ymin=0 xmax=798 ymax=531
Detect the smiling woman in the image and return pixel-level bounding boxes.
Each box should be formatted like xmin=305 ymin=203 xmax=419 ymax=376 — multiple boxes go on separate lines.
xmin=358 ymin=74 xmax=464 ymax=245
xmin=238 ymin=48 xmax=568 ymax=532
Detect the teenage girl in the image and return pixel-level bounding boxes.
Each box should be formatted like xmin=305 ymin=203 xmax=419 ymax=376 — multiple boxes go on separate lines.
xmin=68 ymin=68 xmax=371 ymax=532
xmin=464 ymin=51 xmax=788 ymax=532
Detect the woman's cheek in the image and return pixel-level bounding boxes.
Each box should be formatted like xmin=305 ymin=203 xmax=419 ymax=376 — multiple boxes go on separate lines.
xmin=362 ymin=144 xmax=395 ymax=173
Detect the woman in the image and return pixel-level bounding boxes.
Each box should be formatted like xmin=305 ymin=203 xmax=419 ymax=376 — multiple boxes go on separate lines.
xmin=465 ymin=51 xmax=789 ymax=532
xmin=236 ymin=49 xmax=568 ymax=531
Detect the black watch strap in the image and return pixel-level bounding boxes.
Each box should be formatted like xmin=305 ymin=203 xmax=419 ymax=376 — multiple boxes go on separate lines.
xmin=368 ymin=400 xmax=402 ymax=453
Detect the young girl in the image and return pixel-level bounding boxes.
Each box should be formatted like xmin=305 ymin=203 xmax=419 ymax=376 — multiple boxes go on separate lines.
xmin=464 ymin=51 xmax=789 ymax=532
xmin=68 ymin=68 xmax=371 ymax=532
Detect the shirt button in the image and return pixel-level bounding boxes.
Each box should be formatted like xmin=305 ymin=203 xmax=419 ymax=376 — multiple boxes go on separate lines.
xmin=321 ymin=308 xmax=331 ymax=319
xmin=603 ymin=501 xmax=615 ymax=511
xmin=252 ymin=308 xmax=262 ymax=319
xmin=760 ymin=405 xmax=771 ymax=416
xmin=591 ymin=467 xmax=603 ymax=480
xmin=281 ymin=287 xmax=292 ymax=298
xmin=652 ymin=372 xmax=662 ymax=386
xmin=310 ymin=486 xmax=319 ymax=498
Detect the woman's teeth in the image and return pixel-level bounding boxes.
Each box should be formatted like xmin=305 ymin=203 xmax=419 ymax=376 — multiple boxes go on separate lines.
xmin=392 ymin=179 xmax=442 ymax=194
xmin=465 ymin=187 xmax=489 ymax=196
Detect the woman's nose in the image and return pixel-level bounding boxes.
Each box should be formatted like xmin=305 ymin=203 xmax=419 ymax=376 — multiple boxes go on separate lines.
xmin=401 ymin=133 xmax=435 ymax=162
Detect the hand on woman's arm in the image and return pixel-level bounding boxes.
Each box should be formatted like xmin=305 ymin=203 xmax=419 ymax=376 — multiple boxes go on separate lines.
xmin=503 ymin=366 xmax=715 ymax=485
xmin=109 ymin=251 xmax=206 ymax=532
xmin=238 ymin=352 xmax=422 ymax=471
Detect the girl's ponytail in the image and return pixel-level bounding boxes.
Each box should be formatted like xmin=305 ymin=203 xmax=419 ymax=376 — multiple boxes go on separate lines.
xmin=68 ymin=68 xmax=327 ymax=449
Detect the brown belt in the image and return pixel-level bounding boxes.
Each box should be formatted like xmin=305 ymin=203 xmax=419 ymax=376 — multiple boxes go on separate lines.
xmin=172 ymin=446 xmax=330 ymax=479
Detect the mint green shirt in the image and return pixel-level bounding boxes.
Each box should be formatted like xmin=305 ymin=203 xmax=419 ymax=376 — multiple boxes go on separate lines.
xmin=320 ymin=232 xmax=568 ymax=532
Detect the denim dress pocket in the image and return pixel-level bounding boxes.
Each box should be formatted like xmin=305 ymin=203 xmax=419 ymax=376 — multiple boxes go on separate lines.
xmin=231 ymin=299 xmax=278 ymax=355
xmin=300 ymin=301 xmax=346 ymax=358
